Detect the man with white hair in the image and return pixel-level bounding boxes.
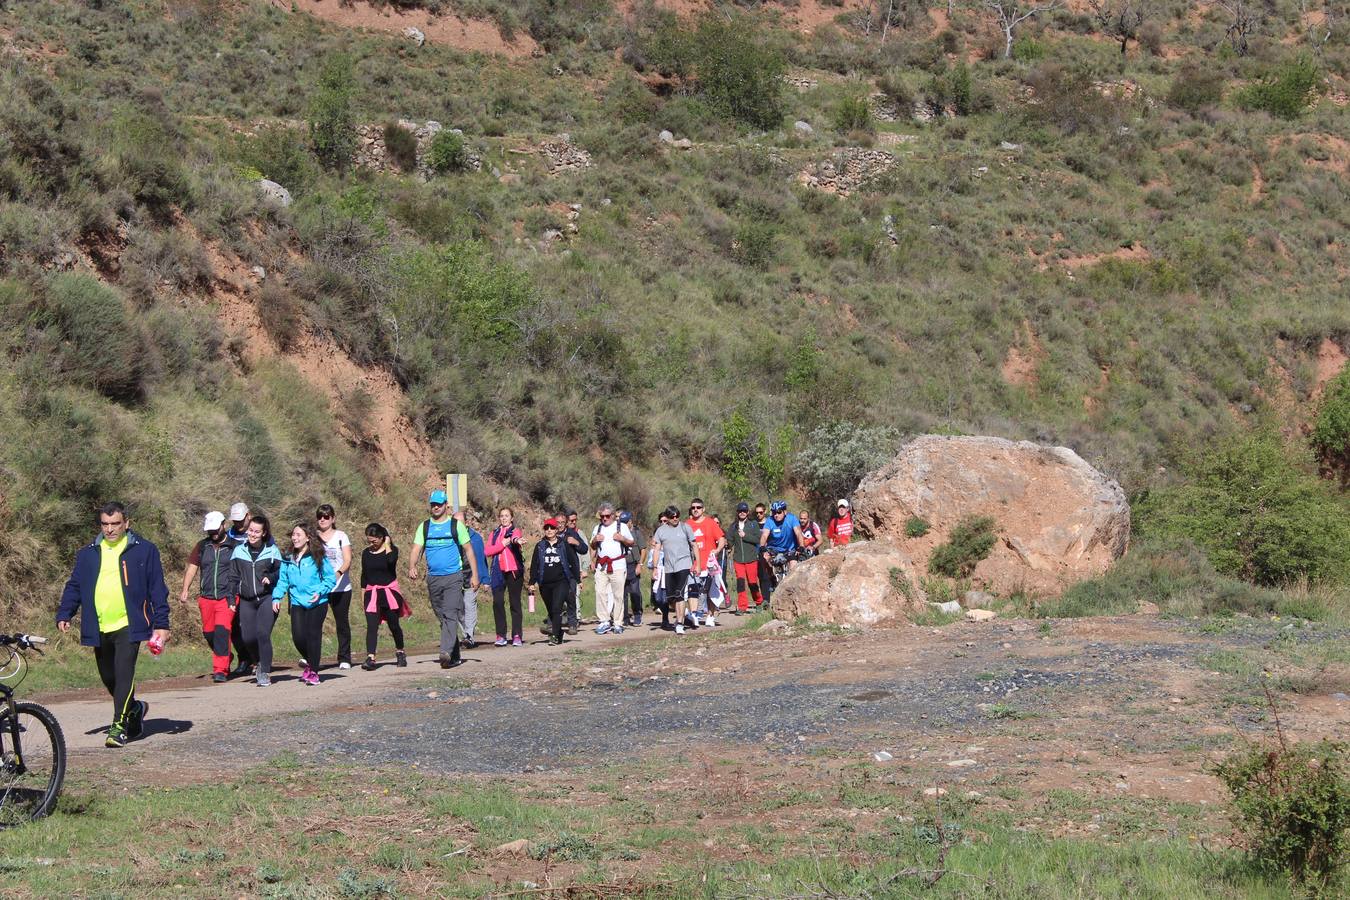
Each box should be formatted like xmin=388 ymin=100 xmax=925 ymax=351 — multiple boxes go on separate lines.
xmin=589 ymin=502 xmax=633 ymax=635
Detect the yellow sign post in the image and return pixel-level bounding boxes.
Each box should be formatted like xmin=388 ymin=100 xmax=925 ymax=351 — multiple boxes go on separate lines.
xmin=445 ymin=473 xmax=468 ymax=514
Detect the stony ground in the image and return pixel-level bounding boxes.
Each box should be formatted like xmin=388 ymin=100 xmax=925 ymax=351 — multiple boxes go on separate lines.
xmin=100 ymin=614 xmax=1348 ymax=802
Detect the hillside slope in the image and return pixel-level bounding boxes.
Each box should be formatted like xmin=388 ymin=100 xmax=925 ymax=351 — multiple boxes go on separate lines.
xmin=0 ymin=0 xmax=1347 ymax=615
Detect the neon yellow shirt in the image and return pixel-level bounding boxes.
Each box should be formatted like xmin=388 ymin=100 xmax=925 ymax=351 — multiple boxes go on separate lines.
xmin=94 ymin=536 xmax=129 ymax=633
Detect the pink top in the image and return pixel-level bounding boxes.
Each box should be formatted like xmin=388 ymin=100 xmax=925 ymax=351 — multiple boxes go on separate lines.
xmin=485 ymin=526 xmax=523 ymax=573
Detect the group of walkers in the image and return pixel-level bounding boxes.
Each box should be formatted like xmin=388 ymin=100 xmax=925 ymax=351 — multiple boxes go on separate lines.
xmin=54 ymin=492 xmax=856 ymax=748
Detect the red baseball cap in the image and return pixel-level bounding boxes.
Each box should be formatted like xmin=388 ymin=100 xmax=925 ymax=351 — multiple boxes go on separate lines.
xmin=543 ymin=517 xmax=560 ymax=528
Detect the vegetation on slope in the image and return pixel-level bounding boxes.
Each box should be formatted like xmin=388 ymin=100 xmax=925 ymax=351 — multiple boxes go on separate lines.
xmin=0 ymin=0 xmax=1347 ymax=618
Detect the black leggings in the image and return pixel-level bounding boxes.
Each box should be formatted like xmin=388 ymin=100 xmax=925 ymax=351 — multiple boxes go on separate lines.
xmin=238 ymin=597 xmax=277 ymax=674
xmin=492 ymin=571 xmax=524 ymax=639
xmin=290 ymin=603 xmax=327 ymax=670
xmin=328 ymin=590 xmax=352 ymax=665
xmin=365 ymin=591 xmax=405 ymax=655
xmin=93 ymin=628 xmax=140 ymax=726
xmin=539 ymin=580 xmax=568 ymax=641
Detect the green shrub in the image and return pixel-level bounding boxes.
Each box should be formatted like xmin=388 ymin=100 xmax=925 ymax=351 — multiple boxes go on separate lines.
xmin=1025 ymin=63 xmax=1125 ymax=135
xmin=308 ymin=54 xmax=357 ymax=170
xmin=1135 ymin=432 xmax=1350 ymax=587
xmin=732 ymin=221 xmax=777 ymax=269
xmin=1214 ymin=739 xmax=1349 ymax=890
xmin=691 ymin=15 xmax=785 ymax=129
xmin=106 ymin=107 xmax=190 ymax=216
xmin=1044 ymin=538 xmax=1300 ymax=619
xmin=721 ymin=408 xmax=757 ymax=499
xmin=45 ymin=274 xmax=149 ymax=404
xmin=833 ymin=95 xmax=873 ymax=133
xmin=427 ymin=129 xmax=469 ymax=174
xmin=795 ymin=421 xmax=899 ymax=502
xmin=1237 ymin=56 xmax=1322 ymax=120
xmin=382 ymin=122 xmax=418 ymax=172
xmin=234 ymin=124 xmax=315 ymax=195
xmin=877 ymin=70 xmax=915 ymax=116
xmin=904 ymin=516 xmax=930 ymax=538
xmin=1012 ymin=37 xmax=1046 ymax=61
xmin=928 ymin=516 xmax=997 ymax=578
xmin=1166 ymin=64 xmax=1225 ymax=113
xmin=1312 ymin=367 xmax=1350 ymax=480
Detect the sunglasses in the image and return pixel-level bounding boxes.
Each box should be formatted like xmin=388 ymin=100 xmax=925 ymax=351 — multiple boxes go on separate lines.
xmin=543 ymin=525 xmax=558 ymax=530
xmin=318 ymin=514 xmax=333 ymax=520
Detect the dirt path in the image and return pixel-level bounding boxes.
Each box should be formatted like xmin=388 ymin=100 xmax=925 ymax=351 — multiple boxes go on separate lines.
xmin=44 ymin=616 xmax=754 ymax=755
xmin=59 ymin=615 xmax=1349 ymax=812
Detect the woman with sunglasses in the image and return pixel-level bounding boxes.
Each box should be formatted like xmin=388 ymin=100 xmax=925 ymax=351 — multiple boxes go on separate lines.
xmin=315 ymin=504 xmax=353 ymax=670
xmin=526 ymin=518 xmax=576 ymax=646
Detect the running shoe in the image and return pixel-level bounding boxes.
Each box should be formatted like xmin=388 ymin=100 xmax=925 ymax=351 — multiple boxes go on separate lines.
xmin=298 ymin=657 xmax=308 ymax=668
xmin=512 ymin=636 xmax=523 ymax=647
xmin=105 ymin=723 xmax=127 ymax=749
xmin=675 ymin=624 xmax=685 ymax=635
xmin=212 ymin=672 xmax=227 ymax=683
xmin=127 ymin=700 xmax=148 ymax=740
xmin=338 ymin=661 xmax=352 ymax=670
xmin=612 ymin=625 xmax=624 ymax=635
xmin=495 ymin=636 xmax=508 ymax=646
xmin=633 ymin=615 xmax=642 ymax=626
xmin=362 ymin=656 xmax=377 ymax=671
xmin=463 ymin=637 xmax=477 ymax=649
xmin=256 ymin=671 xmax=272 ymax=687
xmin=596 ymin=622 xmax=611 ymax=635
xmin=548 ymin=635 xmax=563 ymax=646
xmin=303 ymin=667 xmax=320 ymax=686
xmin=706 ymin=616 xmax=718 ymax=627
xmin=395 ymin=650 xmax=407 ymax=667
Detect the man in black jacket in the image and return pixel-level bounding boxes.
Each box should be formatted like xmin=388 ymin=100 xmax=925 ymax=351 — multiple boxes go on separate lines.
xmin=560 ymin=508 xmax=589 ymax=635
xmin=57 ymin=502 xmax=171 ymax=748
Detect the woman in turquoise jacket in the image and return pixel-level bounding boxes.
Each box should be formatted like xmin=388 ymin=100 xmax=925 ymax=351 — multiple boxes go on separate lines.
xmin=273 ymin=522 xmax=336 ymax=686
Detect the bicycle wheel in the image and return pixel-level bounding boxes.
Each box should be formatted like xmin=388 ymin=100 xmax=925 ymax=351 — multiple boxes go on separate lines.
xmin=0 ymin=701 xmax=67 ymax=826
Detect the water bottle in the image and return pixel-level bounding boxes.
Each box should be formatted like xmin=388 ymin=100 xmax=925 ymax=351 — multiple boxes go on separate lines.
xmin=148 ymin=634 xmax=165 ymax=656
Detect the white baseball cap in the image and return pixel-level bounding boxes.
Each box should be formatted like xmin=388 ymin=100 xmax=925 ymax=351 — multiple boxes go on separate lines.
xmin=203 ymin=511 xmax=226 ymax=531
xmin=837 ymin=499 xmax=850 ymax=508
xmin=229 ymin=502 xmax=249 ymax=521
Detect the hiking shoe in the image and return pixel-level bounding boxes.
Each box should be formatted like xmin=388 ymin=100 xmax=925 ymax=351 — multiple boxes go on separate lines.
xmin=596 ymin=622 xmax=611 ymax=635
xmin=105 ymin=724 xmax=128 ymax=748
xmin=495 ymin=636 xmax=508 ymax=647
xmin=395 ymin=650 xmax=407 ymax=667
xmin=612 ymin=625 xmax=624 ymax=635
xmin=127 ymin=700 xmax=148 ymax=741
xmin=440 ymin=655 xmax=453 ymax=669
xmin=547 ymin=635 xmax=563 ymax=646
xmin=361 ymin=656 xmax=377 ymax=671
xmin=256 ymin=671 xmax=272 ymax=687
xmin=567 ymin=624 xmax=579 ymax=636
xmin=212 ymin=672 xmax=227 ymax=684
xmin=512 ymin=636 xmax=523 ymax=647
xmin=675 ymin=624 xmax=685 ymax=635
xmin=463 ymin=637 xmax=477 ymax=649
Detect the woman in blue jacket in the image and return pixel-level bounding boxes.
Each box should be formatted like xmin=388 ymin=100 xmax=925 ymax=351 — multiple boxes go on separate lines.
xmin=273 ymin=522 xmax=336 ymax=686
xmin=231 ymin=515 xmax=283 ymax=687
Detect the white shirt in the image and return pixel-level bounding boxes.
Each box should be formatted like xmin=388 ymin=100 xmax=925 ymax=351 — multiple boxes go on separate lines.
xmin=323 ymin=531 xmax=351 ymax=592
xmin=590 ymin=522 xmax=633 ymax=560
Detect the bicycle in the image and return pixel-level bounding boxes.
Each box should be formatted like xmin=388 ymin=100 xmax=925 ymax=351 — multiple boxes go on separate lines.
xmin=0 ymin=633 xmax=67 ymax=827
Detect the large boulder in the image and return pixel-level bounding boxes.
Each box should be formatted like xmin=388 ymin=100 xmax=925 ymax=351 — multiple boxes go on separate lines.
xmin=771 ymin=540 xmax=925 ymax=626
xmin=853 ymin=435 xmax=1129 ymax=597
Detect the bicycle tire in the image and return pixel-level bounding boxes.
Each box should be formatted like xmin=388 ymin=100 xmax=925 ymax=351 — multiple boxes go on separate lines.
xmin=0 ymin=701 xmax=67 ymax=827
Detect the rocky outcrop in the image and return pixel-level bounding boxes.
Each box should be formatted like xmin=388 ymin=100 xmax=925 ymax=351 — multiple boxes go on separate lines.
xmin=770 ymin=540 xmax=926 ymax=626
xmin=796 ymin=148 xmax=898 ymax=196
xmin=853 ymin=435 xmax=1130 ymax=597
xmin=352 ymin=121 xmax=483 ymax=178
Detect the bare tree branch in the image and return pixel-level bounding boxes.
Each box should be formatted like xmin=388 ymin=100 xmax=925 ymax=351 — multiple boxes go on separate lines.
xmin=982 ymin=0 xmax=1063 ymax=59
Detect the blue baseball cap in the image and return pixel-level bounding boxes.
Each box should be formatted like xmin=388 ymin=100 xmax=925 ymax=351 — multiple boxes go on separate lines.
xmin=618 ymin=510 xmax=633 ymax=524
xmin=429 ymin=490 xmax=448 ymax=504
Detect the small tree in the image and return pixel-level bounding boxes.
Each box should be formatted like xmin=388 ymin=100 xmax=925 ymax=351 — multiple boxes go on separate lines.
xmin=1312 ymin=367 xmax=1350 ymax=484
xmin=1216 ymin=0 xmax=1261 ymax=57
xmin=983 ymin=0 xmax=1062 ymax=60
xmin=1087 ymin=0 xmax=1151 ymax=56
xmin=308 ymin=54 xmax=357 ymax=170
xmin=692 ymin=14 xmax=785 ymax=129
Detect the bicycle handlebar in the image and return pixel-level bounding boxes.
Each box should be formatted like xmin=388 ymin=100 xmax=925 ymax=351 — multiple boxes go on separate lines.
xmin=0 ymin=634 xmax=47 ymax=649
